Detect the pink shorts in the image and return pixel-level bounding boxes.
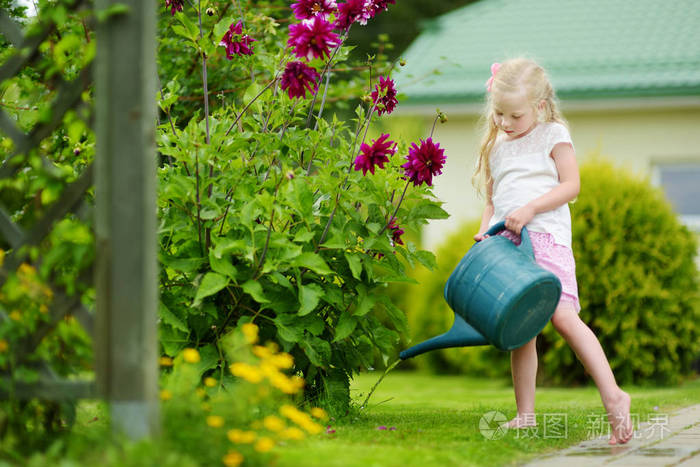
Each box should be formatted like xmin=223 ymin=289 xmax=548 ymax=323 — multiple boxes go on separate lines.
xmin=499 ymin=230 xmax=581 ymax=313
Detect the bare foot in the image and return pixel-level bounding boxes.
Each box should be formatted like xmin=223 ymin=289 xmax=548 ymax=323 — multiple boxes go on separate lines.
xmin=605 ymin=390 xmax=632 ymax=445
xmin=502 ymin=413 xmax=537 ymax=429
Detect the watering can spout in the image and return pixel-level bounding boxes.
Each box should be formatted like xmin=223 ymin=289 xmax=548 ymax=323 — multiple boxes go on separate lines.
xmin=399 ymin=313 xmax=488 ymax=360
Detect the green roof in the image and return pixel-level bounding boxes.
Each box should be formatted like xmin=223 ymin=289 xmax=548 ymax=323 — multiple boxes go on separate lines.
xmin=395 ymin=0 xmax=700 ymax=105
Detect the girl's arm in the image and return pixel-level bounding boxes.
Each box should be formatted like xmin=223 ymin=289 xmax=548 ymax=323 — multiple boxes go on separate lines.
xmin=474 ymin=180 xmax=495 ymax=241
xmin=504 ymin=142 xmax=580 ymax=235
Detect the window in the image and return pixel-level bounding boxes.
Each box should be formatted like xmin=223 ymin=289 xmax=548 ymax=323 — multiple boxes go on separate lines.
xmin=652 ymin=162 xmax=700 ymax=231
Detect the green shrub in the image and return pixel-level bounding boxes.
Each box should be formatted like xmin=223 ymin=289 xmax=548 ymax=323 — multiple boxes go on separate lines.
xmin=538 ymin=160 xmax=700 ymax=385
xmin=396 ymin=219 xmax=511 ymax=377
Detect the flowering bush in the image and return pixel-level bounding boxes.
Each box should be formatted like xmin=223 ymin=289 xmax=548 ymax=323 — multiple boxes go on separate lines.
xmin=159 ymin=323 xmax=327 ymax=466
xmin=157 ymin=0 xmax=448 ymax=413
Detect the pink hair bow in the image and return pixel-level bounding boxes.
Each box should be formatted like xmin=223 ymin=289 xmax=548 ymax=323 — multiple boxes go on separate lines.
xmin=485 ymin=62 xmax=501 ymax=92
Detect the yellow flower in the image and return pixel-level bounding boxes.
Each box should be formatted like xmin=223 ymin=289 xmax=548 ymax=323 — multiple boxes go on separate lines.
xmin=222 ymin=451 xmax=244 ymax=467
xmin=204 ymin=376 xmax=217 ymax=387
xmin=18 ymin=263 xmax=36 ymax=277
xmin=280 ymin=405 xmax=322 ymax=434
xmin=227 ymin=429 xmax=257 ymax=444
xmin=0 ymin=339 xmax=8 ymax=353
xmin=310 ymin=407 xmax=328 ymax=420
xmin=39 ymin=304 xmax=48 ymax=314
xmin=252 ymin=345 xmax=273 ymax=359
xmin=159 ymin=356 xmax=174 ymax=367
xmin=206 ymin=415 xmax=225 ymax=428
xmin=182 ymin=348 xmax=201 ymax=363
xmin=260 ymin=361 xmax=279 ymax=378
xmin=159 ymin=389 xmax=172 ymax=401
xmin=254 ymin=437 xmax=275 ymax=453
xmin=290 ymin=375 xmax=305 ymax=391
xmin=230 ymin=362 xmax=263 ymax=383
xmin=9 ymin=310 xmax=21 ymax=321
xmin=241 ymin=323 xmax=259 ymax=344
xmin=299 ymin=419 xmax=322 ymax=434
xmin=269 ymin=352 xmax=294 ymax=369
xmin=279 ymin=427 xmax=305 ymax=440
xmin=263 ymin=415 xmax=285 ymax=432
xmin=269 ymin=372 xmax=298 ymax=395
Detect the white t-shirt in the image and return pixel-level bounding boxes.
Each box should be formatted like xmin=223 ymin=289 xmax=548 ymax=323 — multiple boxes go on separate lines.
xmin=487 ymin=122 xmax=575 ymax=248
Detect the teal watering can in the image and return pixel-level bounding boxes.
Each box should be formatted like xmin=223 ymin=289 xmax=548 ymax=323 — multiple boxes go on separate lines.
xmin=399 ymin=221 xmax=562 ymax=360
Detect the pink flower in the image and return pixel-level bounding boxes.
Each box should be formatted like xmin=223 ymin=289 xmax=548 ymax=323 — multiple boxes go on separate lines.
xmin=368 ymin=0 xmax=395 ymax=17
xmin=354 ymin=133 xmax=396 ymax=175
xmin=376 ymin=425 xmax=388 ymax=430
xmin=401 ymin=138 xmax=446 ymax=187
xmin=334 ymin=0 xmax=372 ymax=30
xmin=291 ymin=0 xmax=338 ymax=21
xmin=387 ymin=218 xmax=404 ymax=245
xmin=288 ymin=16 xmax=340 ymax=61
xmin=219 ymin=21 xmax=256 ymax=59
xmin=371 ymin=76 xmax=398 ymax=116
xmin=165 ymin=0 xmax=184 ymax=15
xmin=280 ymin=61 xmax=321 ymax=99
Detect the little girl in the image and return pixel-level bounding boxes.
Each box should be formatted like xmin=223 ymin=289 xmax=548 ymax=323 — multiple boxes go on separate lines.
xmin=473 ymin=58 xmax=632 ymax=445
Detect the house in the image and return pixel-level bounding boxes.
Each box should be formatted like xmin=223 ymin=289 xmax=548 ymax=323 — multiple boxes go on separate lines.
xmin=391 ymin=0 xmax=700 ymax=249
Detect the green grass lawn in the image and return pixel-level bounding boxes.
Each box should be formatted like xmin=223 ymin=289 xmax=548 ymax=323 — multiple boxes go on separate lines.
xmin=6 ymin=371 xmax=699 ymax=466
xmin=274 ymin=371 xmax=700 ymax=467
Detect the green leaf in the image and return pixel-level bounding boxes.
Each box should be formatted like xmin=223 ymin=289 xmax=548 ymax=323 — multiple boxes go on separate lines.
xmin=274 ymin=315 xmax=304 ymax=343
xmin=298 ymin=283 xmax=323 ymax=316
xmin=333 ymin=313 xmax=357 ymax=341
xmin=242 ymin=279 xmax=270 ymax=303
xmin=353 ymin=284 xmax=376 ymax=316
xmin=300 ymin=337 xmax=331 ymax=367
xmin=194 ymin=272 xmax=229 ymax=304
xmin=414 ymin=250 xmax=437 ymax=271
xmin=292 ymin=252 xmax=333 ymax=275
xmin=321 ymin=233 xmax=346 ymax=249
xmin=293 ymin=228 xmax=315 ymax=243
xmin=159 ymin=303 xmax=188 ymax=332
xmin=209 ymin=251 xmax=238 ymax=279
xmin=214 ymin=17 xmax=234 ymax=39
xmin=344 ymin=253 xmax=362 ymax=280
xmin=410 ymin=202 xmax=450 ymax=220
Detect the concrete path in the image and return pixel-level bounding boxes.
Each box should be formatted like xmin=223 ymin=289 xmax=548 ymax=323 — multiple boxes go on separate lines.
xmin=522 ymin=404 xmax=700 ymax=466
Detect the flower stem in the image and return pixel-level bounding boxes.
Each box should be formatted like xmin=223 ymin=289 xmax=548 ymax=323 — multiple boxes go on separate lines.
xmin=305 ymin=30 xmax=349 ymax=128
xmin=223 ymin=78 xmax=277 ymax=139
xmin=379 ymin=178 xmax=410 ymax=236
xmin=360 ymin=358 xmax=401 ymax=410
xmin=430 ymin=113 xmax=440 ymax=139
xmin=312 ymin=71 xmax=332 ymax=131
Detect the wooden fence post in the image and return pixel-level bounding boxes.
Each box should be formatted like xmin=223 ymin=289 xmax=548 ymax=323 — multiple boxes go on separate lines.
xmin=95 ymin=0 xmax=160 ymax=439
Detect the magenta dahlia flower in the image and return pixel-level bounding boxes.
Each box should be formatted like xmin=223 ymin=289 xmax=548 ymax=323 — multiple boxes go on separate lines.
xmin=280 ymin=61 xmax=321 ymax=99
xmin=388 ymin=217 xmax=404 ymax=245
xmin=371 ymin=76 xmax=398 ymax=116
xmin=368 ymin=0 xmax=395 ymax=17
xmin=401 ymin=138 xmax=447 ymax=187
xmin=165 ymin=0 xmax=184 ymax=15
xmin=334 ymin=0 xmax=373 ymax=30
xmin=219 ymin=21 xmax=256 ymax=59
xmin=287 ymin=16 xmax=340 ymax=61
xmin=353 ymin=134 xmax=396 ymax=175
xmin=291 ymin=0 xmax=338 ymax=21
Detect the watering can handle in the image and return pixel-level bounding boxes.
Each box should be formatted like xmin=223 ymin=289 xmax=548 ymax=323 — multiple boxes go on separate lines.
xmin=483 ymin=221 xmax=535 ymax=260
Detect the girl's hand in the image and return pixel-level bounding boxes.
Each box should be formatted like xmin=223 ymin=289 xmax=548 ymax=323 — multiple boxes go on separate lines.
xmin=474 ymin=232 xmax=490 ymax=242
xmin=505 ymin=205 xmax=536 ymax=235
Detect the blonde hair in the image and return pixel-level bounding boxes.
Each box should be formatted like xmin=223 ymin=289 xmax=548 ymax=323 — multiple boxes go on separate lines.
xmin=472 ymin=58 xmax=568 ymax=198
